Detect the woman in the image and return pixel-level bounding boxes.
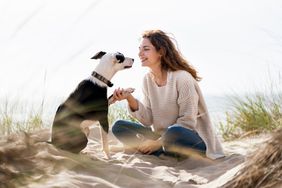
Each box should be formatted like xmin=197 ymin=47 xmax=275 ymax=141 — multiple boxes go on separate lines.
xmin=112 ymin=29 xmax=225 ymax=160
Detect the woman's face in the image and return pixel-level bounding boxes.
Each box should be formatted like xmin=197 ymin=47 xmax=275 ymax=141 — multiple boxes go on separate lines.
xmin=138 ymin=38 xmax=161 ymax=68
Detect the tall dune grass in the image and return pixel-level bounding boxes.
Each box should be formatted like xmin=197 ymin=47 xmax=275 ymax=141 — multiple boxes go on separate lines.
xmin=218 ymin=92 xmax=282 ymax=141
xmin=108 ymin=103 xmax=139 ymax=126
xmin=0 ymin=98 xmax=47 ymax=135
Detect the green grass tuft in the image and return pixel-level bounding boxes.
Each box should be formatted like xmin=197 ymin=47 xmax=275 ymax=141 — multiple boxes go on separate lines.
xmin=108 ymin=103 xmax=139 ymax=126
xmin=0 ymin=98 xmax=47 ymax=135
xmin=218 ymin=93 xmax=282 ymax=141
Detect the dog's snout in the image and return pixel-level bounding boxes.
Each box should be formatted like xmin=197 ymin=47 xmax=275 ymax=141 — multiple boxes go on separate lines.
xmin=131 ymin=58 xmax=134 ymax=62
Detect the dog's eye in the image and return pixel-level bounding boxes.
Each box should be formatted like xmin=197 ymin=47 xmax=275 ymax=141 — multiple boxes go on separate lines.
xmin=115 ymin=53 xmax=125 ymax=63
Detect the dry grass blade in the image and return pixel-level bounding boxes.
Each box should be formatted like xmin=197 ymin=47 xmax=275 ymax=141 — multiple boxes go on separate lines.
xmin=221 ymin=128 xmax=282 ymax=188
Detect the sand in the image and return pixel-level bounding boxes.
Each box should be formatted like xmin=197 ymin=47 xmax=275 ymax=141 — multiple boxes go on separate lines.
xmin=0 ymin=127 xmax=271 ymax=188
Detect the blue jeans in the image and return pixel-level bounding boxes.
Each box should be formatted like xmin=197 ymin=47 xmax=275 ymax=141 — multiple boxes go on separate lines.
xmin=112 ymin=120 xmax=206 ymax=158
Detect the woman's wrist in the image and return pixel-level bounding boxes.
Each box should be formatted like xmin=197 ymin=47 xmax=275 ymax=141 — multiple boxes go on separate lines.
xmin=126 ymin=94 xmax=138 ymax=111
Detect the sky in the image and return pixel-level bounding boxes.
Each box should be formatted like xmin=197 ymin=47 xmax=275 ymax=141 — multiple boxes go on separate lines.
xmin=0 ymin=0 xmax=282 ymax=105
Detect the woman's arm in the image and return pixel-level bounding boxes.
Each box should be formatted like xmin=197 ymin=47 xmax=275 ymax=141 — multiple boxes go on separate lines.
xmin=176 ymin=73 xmax=199 ymax=130
xmin=126 ymin=93 xmax=139 ymax=111
xmin=113 ymin=87 xmax=153 ymax=126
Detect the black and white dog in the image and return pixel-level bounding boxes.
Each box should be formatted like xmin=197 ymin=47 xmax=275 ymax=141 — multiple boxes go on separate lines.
xmin=51 ymin=51 xmax=134 ymax=156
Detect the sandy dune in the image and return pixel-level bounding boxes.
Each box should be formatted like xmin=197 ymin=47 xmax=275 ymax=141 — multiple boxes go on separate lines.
xmin=0 ymin=127 xmax=271 ymax=188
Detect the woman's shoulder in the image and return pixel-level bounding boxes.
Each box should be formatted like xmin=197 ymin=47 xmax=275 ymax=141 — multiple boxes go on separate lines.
xmin=143 ymin=72 xmax=152 ymax=82
xmin=171 ymin=70 xmax=194 ymax=80
xmin=170 ymin=70 xmax=196 ymax=90
xmin=141 ymin=72 xmax=154 ymax=87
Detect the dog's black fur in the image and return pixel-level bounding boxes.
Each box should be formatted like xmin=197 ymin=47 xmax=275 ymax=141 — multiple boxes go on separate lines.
xmin=51 ymin=80 xmax=109 ymax=153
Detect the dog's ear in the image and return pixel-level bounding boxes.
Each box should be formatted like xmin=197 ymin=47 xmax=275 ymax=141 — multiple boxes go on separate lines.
xmin=91 ymin=51 xmax=106 ymax=59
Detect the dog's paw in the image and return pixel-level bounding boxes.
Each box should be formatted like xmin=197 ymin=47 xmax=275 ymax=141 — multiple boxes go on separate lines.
xmin=124 ymin=87 xmax=135 ymax=93
xmin=108 ymin=87 xmax=135 ymax=105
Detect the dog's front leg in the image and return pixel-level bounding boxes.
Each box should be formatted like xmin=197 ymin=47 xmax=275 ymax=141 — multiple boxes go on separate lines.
xmin=100 ymin=127 xmax=110 ymax=159
xmin=99 ymin=118 xmax=110 ymax=159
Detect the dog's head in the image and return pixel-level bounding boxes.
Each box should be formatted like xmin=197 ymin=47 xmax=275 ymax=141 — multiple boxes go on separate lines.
xmin=91 ymin=51 xmax=134 ymax=72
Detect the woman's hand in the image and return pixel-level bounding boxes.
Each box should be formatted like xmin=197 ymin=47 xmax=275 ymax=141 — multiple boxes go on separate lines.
xmin=112 ymin=87 xmax=139 ymax=111
xmin=137 ymin=139 xmax=162 ymax=154
xmin=113 ymin=87 xmax=135 ymax=102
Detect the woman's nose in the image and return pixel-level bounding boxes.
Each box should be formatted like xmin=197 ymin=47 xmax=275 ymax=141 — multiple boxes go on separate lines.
xmin=138 ymin=51 xmax=143 ymax=58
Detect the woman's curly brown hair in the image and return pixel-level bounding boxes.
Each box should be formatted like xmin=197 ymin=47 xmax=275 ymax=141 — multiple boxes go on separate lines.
xmin=142 ymin=29 xmax=201 ymax=81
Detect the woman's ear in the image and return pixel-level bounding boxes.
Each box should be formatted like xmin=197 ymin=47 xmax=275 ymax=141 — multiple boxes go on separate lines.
xmin=159 ymin=49 xmax=164 ymax=57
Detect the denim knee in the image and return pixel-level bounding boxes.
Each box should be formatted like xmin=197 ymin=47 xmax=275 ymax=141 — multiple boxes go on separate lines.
xmin=162 ymin=126 xmax=183 ymax=145
xmin=112 ymin=120 xmax=127 ymax=135
xmin=162 ymin=125 xmax=206 ymax=152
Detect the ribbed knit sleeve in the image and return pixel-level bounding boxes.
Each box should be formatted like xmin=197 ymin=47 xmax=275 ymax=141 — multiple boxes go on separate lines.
xmin=128 ymin=76 xmax=153 ymax=126
xmin=176 ymin=72 xmax=199 ymax=130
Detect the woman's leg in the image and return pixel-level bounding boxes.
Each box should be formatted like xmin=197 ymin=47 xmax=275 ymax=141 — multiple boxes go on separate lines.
xmin=112 ymin=120 xmax=160 ymax=149
xmin=162 ymin=125 xmax=206 ymax=157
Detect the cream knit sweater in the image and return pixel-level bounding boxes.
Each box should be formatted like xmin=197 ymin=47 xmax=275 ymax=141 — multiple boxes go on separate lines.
xmin=128 ymin=70 xmax=225 ymax=159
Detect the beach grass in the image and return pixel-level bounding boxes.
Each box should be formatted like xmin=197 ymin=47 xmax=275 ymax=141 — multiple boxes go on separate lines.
xmin=0 ymin=98 xmax=47 ymax=135
xmin=218 ymin=92 xmax=282 ymax=141
xmin=108 ymin=103 xmax=139 ymax=126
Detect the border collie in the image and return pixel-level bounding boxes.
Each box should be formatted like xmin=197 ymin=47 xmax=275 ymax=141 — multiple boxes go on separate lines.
xmin=51 ymin=51 xmax=134 ymax=157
